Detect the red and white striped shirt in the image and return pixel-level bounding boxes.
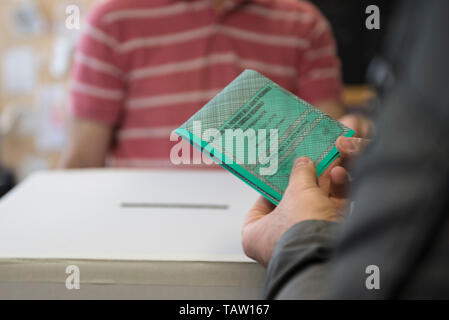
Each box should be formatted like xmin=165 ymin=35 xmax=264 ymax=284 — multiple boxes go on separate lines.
xmin=70 ymin=0 xmax=342 ymax=168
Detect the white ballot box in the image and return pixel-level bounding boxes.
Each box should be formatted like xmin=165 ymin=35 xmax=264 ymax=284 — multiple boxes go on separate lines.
xmin=0 ymin=169 xmax=265 ymax=299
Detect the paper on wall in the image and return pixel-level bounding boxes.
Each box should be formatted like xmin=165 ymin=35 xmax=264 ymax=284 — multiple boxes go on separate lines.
xmin=10 ymin=0 xmax=45 ymax=36
xmin=50 ymin=35 xmax=76 ymax=79
xmin=34 ymin=85 xmax=67 ymax=151
xmin=1 ymin=47 xmax=36 ymax=95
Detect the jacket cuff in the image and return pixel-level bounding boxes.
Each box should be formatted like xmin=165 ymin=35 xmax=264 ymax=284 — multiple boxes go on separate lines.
xmin=264 ymin=220 xmax=339 ymax=299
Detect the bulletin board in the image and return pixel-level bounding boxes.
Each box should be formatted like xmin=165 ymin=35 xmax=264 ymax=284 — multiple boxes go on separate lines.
xmin=0 ymin=0 xmax=95 ymax=181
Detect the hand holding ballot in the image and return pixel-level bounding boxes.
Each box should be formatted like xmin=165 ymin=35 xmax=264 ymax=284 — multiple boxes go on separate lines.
xmin=242 ymin=136 xmax=368 ymax=267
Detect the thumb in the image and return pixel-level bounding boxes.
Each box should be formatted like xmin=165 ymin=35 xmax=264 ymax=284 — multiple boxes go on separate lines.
xmin=288 ymin=157 xmax=318 ymax=192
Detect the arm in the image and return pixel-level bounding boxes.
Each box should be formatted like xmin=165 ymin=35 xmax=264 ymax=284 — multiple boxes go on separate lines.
xmin=61 ymin=1 xmax=125 ymax=169
xmin=241 ymin=156 xmax=341 ymax=299
xmin=264 ymin=220 xmax=338 ymax=299
xmin=58 ymin=118 xmax=113 ymax=168
xmin=242 ymin=137 xmax=367 ymax=299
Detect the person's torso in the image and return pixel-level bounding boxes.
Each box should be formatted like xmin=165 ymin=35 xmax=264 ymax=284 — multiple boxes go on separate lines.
xmin=106 ymin=0 xmax=319 ymax=168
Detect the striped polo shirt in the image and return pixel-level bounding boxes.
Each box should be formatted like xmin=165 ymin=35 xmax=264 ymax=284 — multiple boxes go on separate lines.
xmin=70 ymin=0 xmax=342 ymax=168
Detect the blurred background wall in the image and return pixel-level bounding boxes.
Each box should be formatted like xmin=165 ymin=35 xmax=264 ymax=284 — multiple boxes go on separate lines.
xmin=0 ymin=0 xmax=94 ymax=186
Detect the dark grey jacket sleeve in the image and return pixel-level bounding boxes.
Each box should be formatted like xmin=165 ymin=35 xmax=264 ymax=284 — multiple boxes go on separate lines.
xmin=264 ymin=220 xmax=339 ymax=299
xmin=331 ymin=0 xmax=449 ymax=299
xmin=264 ymin=0 xmax=449 ymax=300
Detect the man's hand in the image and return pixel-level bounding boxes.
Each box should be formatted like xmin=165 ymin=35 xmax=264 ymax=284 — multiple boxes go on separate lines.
xmin=242 ymin=157 xmax=339 ymax=267
xmin=242 ymin=137 xmax=369 ymax=267
xmin=323 ymin=113 xmax=371 ymax=201
xmin=326 ymin=136 xmax=369 ymax=210
xmin=328 ymin=112 xmax=371 ymax=203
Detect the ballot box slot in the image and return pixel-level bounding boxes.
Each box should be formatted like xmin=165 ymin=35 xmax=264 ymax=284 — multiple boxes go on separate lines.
xmin=120 ymin=203 xmax=229 ymax=210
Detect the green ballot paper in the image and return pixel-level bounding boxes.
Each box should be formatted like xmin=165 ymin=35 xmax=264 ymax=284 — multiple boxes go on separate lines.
xmin=176 ymin=70 xmax=355 ymax=205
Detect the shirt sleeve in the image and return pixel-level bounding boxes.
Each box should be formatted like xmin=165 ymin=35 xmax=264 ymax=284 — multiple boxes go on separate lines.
xmin=296 ymin=4 xmax=343 ymax=104
xmin=69 ymin=2 xmax=125 ymax=125
xmin=264 ymin=220 xmax=339 ymax=299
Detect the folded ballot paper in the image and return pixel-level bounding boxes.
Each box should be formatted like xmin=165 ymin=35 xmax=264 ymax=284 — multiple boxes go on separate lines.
xmin=176 ymin=70 xmax=355 ymax=205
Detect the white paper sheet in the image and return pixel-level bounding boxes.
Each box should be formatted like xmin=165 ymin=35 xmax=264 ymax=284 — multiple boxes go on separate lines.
xmin=35 ymin=85 xmax=67 ymax=151
xmin=1 ymin=47 xmax=36 ymax=94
